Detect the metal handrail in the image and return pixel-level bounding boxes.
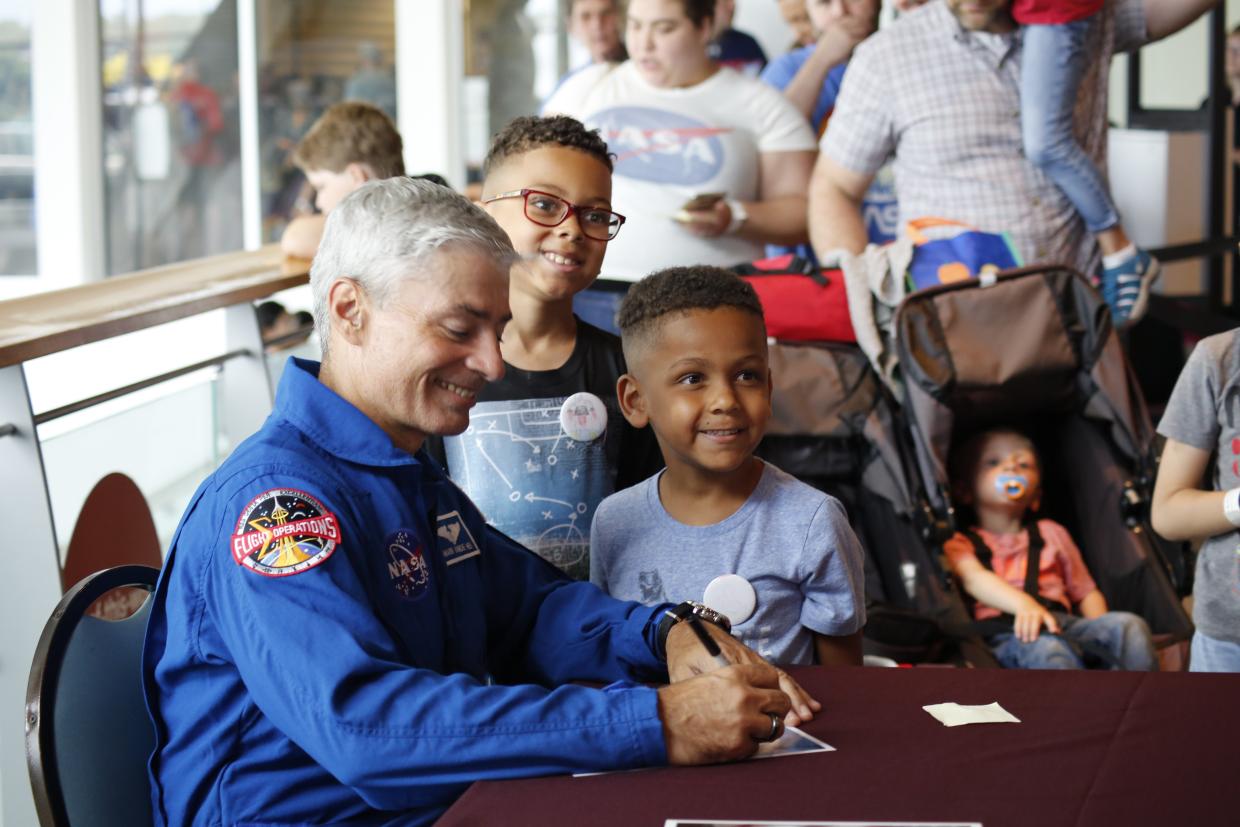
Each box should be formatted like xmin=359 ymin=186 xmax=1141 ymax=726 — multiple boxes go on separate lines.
xmin=31 ymin=348 xmax=252 ymax=426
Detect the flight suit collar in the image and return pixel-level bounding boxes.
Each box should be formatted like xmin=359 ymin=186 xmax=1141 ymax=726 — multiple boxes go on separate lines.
xmin=275 ymin=357 xmax=424 ymax=469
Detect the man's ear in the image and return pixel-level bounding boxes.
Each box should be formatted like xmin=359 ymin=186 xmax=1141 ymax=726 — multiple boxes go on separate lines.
xmin=346 ymin=161 xmax=376 ymax=184
xmin=326 ymin=277 xmax=367 ymax=347
xmin=616 ymin=373 xmax=649 ymax=428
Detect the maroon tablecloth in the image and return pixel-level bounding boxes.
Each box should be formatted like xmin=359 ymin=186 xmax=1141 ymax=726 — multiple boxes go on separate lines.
xmin=438 ymin=666 xmax=1240 ymax=827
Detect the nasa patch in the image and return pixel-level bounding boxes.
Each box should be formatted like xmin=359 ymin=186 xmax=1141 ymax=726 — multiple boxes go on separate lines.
xmin=436 ymin=511 xmax=481 ymax=566
xmin=384 ymin=528 xmax=432 ymax=601
xmin=231 ymin=488 xmax=340 ymax=577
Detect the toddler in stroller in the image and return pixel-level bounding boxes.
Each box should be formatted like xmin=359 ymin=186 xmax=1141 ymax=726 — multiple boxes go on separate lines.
xmin=943 ymin=426 xmax=1156 ymax=670
xmin=889 ymin=265 xmax=1194 ymax=667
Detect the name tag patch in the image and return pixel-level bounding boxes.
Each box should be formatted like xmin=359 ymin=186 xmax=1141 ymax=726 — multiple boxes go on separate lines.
xmin=437 ymin=511 xmax=481 ymax=566
xmin=231 ymin=488 xmax=340 ymax=577
xmin=385 ymin=528 xmax=431 ymax=601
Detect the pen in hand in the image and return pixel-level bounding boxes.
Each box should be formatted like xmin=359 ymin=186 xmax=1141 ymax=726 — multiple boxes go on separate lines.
xmin=686 ymin=616 xmax=732 ymax=669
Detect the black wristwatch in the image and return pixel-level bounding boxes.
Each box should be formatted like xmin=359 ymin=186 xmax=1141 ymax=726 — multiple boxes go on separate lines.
xmin=656 ymin=600 xmax=731 ymax=659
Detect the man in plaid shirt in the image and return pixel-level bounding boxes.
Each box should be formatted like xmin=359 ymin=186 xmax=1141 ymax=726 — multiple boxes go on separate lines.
xmin=809 ymin=0 xmax=1216 ymax=278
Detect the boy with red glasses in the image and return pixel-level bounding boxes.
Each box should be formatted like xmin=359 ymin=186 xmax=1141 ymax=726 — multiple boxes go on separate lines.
xmin=425 ymin=115 xmax=661 ymax=580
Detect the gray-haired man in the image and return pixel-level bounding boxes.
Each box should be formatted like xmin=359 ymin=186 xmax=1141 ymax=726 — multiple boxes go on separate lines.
xmin=144 ymin=178 xmax=820 ymax=826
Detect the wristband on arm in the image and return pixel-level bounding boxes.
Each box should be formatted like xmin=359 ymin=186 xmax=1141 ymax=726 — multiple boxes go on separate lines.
xmin=1223 ymin=487 xmax=1240 ymax=528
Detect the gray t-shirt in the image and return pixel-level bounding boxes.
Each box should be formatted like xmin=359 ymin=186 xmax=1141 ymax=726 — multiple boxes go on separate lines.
xmin=1157 ymin=328 xmax=1240 ymax=643
xmin=589 ymin=461 xmax=866 ymax=665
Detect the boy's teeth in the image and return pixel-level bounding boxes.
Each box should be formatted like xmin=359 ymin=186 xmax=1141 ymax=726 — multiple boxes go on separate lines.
xmin=544 ymin=251 xmax=577 ymax=266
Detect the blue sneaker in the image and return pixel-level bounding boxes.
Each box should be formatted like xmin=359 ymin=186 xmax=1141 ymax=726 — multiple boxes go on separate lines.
xmin=1101 ymin=249 xmax=1160 ymax=327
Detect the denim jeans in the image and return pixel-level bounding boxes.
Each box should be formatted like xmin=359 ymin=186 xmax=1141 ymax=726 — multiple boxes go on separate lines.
xmin=1190 ymin=630 xmax=1240 ymax=673
xmin=988 ymin=611 xmax=1157 ymax=670
xmin=1021 ymin=15 xmax=1120 ymax=234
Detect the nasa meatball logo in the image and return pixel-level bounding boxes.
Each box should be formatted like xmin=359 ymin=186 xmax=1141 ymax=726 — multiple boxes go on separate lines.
xmin=230 ymin=488 xmax=340 ymax=577
xmin=385 ymin=528 xmax=431 ymax=600
xmin=588 ymin=107 xmax=728 ymax=185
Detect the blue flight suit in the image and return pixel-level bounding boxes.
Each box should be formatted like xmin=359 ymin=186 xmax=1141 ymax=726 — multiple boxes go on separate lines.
xmin=143 ymin=358 xmax=670 ymax=826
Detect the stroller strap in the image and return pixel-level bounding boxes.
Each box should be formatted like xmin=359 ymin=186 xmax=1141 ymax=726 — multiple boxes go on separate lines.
xmin=960 ymin=523 xmax=1061 ymax=614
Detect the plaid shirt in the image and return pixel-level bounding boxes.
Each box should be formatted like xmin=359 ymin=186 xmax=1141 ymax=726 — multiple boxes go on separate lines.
xmin=821 ymin=0 xmax=1146 ymax=275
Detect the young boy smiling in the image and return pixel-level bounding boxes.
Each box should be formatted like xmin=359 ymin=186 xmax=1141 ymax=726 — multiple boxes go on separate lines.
xmin=426 ymin=116 xmax=661 ymax=580
xmin=590 ymin=266 xmax=865 ymax=666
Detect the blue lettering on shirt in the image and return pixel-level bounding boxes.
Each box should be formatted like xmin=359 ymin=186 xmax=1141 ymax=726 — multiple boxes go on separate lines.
xmin=588 ymin=106 xmax=728 ymax=185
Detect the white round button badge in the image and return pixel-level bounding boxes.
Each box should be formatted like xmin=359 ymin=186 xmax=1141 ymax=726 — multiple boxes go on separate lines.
xmin=703 ymin=574 xmax=757 ymax=626
xmin=559 ymin=392 xmax=608 ymax=442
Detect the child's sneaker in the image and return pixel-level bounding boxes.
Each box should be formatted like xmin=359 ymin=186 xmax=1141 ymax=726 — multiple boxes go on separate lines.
xmin=1101 ymin=248 xmax=1160 ymax=327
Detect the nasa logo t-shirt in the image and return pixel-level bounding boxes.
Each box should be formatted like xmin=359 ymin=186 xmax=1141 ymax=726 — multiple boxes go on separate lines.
xmin=543 ymin=61 xmax=817 ymax=280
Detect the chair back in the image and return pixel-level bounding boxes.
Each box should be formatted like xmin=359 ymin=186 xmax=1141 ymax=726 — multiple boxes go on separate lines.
xmin=26 ymin=565 xmax=160 ymax=827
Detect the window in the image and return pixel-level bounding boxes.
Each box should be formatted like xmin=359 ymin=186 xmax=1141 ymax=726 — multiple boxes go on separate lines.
xmin=0 ymin=1 xmax=35 ymax=277
xmin=99 ymin=0 xmax=243 ymax=274
xmin=256 ymin=0 xmax=397 ymax=242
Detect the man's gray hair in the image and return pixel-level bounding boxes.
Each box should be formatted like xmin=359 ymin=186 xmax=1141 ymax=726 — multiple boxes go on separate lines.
xmin=309 ymin=177 xmax=515 ymax=352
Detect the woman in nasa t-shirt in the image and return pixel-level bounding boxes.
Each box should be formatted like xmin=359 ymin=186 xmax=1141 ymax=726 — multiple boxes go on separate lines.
xmin=543 ymin=0 xmax=818 ymax=281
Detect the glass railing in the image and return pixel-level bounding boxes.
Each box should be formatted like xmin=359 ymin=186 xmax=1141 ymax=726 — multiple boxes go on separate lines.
xmin=0 ymin=243 xmax=311 ymax=827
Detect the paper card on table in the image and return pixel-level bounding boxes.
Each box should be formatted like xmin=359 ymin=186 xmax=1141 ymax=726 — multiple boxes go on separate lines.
xmin=573 ymin=726 xmax=832 ymax=777
xmin=752 ymin=725 xmax=834 ymax=759
xmin=923 ymin=701 xmax=1020 ymax=727
xmin=664 ymin=820 xmax=984 ymax=826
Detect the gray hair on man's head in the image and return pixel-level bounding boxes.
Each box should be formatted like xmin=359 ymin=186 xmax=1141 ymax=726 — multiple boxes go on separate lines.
xmin=309 ymin=177 xmax=515 ymax=352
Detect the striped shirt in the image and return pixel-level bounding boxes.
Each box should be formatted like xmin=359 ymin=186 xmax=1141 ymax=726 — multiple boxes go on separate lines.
xmin=820 ymin=0 xmax=1146 ymax=275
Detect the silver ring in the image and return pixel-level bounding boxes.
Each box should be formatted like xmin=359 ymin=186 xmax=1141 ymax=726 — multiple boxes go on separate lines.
xmin=766 ymin=712 xmax=781 ymax=742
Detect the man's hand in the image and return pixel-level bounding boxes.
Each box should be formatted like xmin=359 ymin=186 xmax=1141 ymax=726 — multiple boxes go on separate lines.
xmin=657 ymin=663 xmax=791 ymax=765
xmin=665 ymin=621 xmax=821 ymax=725
xmin=1013 ymin=597 xmax=1059 ymax=643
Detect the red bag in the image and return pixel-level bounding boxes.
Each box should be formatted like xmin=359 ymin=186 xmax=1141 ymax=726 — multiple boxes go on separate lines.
xmin=733 ymin=254 xmax=856 ymax=343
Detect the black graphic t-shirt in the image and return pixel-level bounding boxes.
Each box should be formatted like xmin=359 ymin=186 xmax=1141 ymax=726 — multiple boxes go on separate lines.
xmin=426 ymin=319 xmax=663 ymax=580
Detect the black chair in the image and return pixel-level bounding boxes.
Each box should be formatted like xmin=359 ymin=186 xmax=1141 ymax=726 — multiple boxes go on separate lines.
xmin=26 ymin=565 xmax=160 ymax=827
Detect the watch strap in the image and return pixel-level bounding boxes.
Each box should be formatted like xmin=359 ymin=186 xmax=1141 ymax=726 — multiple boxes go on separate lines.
xmin=656 ymin=600 xmax=732 ymax=659
xmin=724 ymin=198 xmax=747 ymax=235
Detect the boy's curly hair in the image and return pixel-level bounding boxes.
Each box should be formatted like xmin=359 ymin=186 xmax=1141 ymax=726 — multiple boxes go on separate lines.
xmin=483 ymin=115 xmax=614 ymax=176
xmin=618 ymin=266 xmax=765 ymax=360
xmin=292 ymin=101 xmax=405 ymax=179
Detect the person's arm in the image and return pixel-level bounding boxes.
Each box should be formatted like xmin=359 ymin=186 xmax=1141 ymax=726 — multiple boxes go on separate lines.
xmin=1144 ymin=0 xmax=1219 ymax=42
xmin=781 ymin=1 xmax=877 ymax=123
xmin=947 ymin=545 xmax=1060 ymax=641
xmin=1151 ymin=438 xmax=1232 ymax=540
xmin=814 ymin=630 xmax=863 ymax=666
xmin=679 ymin=149 xmax=815 ymax=245
xmin=205 ymin=476 xmax=674 ymax=807
xmin=745 ymin=148 xmax=816 ymax=245
xmin=1076 ymin=588 xmax=1109 ymax=619
xmin=280 ymin=213 xmax=327 ymax=259
xmin=809 ymin=154 xmax=873 ymax=256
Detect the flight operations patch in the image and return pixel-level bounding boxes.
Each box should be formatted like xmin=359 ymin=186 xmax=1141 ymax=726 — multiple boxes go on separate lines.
xmin=231 ymin=488 xmax=341 ymax=577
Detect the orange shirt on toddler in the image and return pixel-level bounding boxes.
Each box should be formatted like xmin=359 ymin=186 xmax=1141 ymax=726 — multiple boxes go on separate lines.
xmin=942 ymin=518 xmax=1098 ymax=621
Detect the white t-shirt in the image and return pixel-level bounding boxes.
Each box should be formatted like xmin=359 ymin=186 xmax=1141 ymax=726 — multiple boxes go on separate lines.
xmin=544 ymin=61 xmax=817 ymax=281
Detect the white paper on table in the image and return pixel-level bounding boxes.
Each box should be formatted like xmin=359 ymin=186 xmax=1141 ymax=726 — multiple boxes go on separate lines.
xmin=923 ymin=701 xmax=1020 ymax=727
xmin=664 ymin=820 xmax=984 ymax=826
xmin=752 ymin=725 xmax=835 ymax=759
xmin=573 ymin=726 xmax=833 ymax=777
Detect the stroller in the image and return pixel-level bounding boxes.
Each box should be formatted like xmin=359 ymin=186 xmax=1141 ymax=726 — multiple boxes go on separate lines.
xmin=756 ymin=340 xmax=999 ymax=665
xmin=889 ymin=265 xmax=1195 ymax=661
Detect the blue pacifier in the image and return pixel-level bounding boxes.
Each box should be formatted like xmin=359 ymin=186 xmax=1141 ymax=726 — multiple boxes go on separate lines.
xmin=995 ymin=474 xmax=1028 ymax=501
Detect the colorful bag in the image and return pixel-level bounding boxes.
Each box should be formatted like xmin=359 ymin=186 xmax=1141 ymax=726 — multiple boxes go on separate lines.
xmin=733 ymin=254 xmax=856 ymax=343
xmin=905 ymin=218 xmax=1022 ymax=292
